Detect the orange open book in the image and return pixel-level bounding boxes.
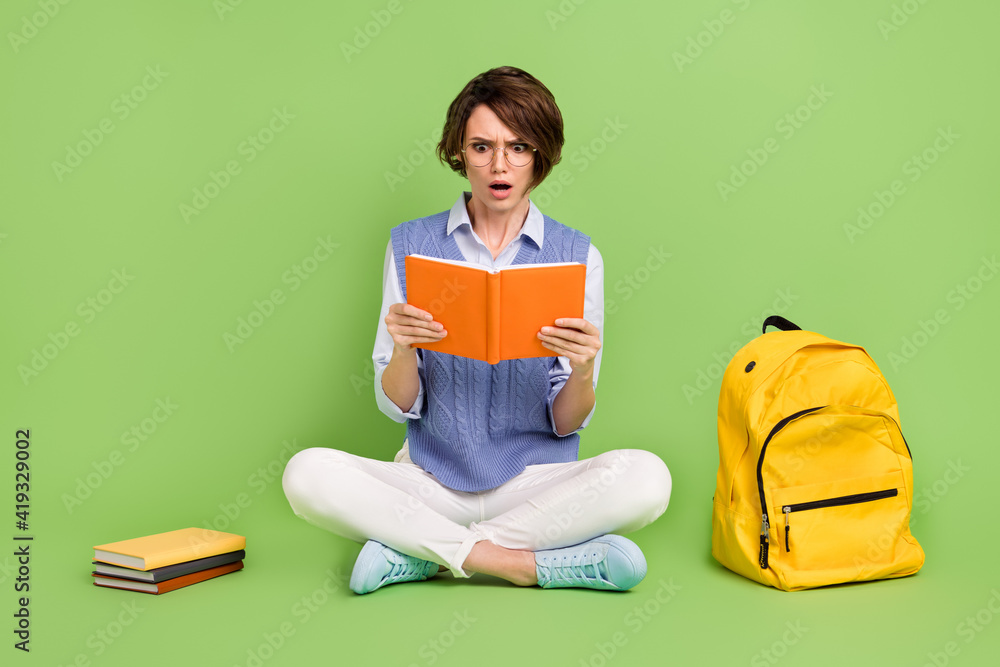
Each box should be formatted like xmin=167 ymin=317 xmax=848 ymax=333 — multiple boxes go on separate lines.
xmin=405 ymin=254 xmax=586 ymax=365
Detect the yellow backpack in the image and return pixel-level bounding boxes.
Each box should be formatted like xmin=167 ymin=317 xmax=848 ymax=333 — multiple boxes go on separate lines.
xmin=711 ymin=316 xmax=924 ymax=591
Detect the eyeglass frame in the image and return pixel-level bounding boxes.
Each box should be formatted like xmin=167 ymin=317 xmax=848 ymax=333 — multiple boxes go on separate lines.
xmin=460 ymin=141 xmax=537 ymax=167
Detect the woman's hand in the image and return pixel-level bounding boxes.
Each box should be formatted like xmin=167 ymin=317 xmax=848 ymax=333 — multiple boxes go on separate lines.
xmin=385 ymin=302 xmax=447 ymax=352
xmin=381 ymin=303 xmax=445 ymax=413
xmin=538 ymin=318 xmax=601 ymax=376
xmin=542 ymin=318 xmax=600 ymax=436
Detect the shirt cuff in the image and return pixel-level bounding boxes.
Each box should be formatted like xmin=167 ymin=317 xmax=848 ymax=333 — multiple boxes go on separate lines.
xmin=374 ymin=363 xmax=424 ymax=422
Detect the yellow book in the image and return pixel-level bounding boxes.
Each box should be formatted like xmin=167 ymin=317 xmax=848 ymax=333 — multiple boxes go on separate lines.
xmin=93 ymin=528 xmax=246 ymax=571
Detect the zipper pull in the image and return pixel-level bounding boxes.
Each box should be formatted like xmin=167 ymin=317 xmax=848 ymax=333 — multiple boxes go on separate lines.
xmin=759 ymin=514 xmax=770 ymax=568
xmin=783 ymin=506 xmax=791 ymax=553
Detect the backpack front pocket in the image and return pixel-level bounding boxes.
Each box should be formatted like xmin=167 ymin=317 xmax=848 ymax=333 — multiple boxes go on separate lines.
xmin=769 ymin=471 xmax=915 ymax=590
xmin=781 ymin=488 xmax=898 ymax=553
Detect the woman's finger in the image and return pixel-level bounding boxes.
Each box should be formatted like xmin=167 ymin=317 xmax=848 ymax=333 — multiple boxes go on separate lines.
xmin=539 ymin=327 xmax=589 ymax=347
xmin=386 ymin=311 xmax=444 ymax=332
xmin=389 ymin=302 xmax=434 ymax=322
xmin=554 ymin=318 xmax=598 ymax=336
xmin=390 ymin=324 xmax=447 ymax=339
xmin=540 ymin=336 xmax=594 ymax=359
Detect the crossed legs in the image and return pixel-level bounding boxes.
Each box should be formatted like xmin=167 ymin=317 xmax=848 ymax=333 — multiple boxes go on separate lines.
xmin=281 ymin=446 xmax=671 ymax=586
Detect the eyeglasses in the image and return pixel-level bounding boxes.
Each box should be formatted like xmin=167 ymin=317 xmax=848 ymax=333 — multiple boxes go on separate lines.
xmin=462 ymin=142 xmax=536 ymax=167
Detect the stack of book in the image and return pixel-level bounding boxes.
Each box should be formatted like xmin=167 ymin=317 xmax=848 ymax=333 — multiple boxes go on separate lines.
xmin=92 ymin=527 xmax=245 ymax=594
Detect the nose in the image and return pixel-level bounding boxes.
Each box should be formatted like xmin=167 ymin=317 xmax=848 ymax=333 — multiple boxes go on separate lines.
xmin=491 ymin=146 xmax=508 ymax=171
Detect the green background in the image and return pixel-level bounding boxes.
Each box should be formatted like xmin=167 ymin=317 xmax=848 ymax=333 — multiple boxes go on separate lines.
xmin=2 ymin=0 xmax=997 ymax=665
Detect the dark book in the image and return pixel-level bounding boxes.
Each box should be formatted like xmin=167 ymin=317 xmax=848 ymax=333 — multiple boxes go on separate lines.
xmin=93 ymin=560 xmax=243 ymax=594
xmin=92 ymin=549 xmax=245 ymax=583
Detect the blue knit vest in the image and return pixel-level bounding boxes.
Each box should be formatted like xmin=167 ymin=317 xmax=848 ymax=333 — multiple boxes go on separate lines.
xmin=390 ymin=208 xmax=591 ymax=492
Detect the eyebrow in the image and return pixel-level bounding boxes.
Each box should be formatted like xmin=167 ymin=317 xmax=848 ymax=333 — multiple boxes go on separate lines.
xmin=467 ymin=136 xmax=525 ymax=143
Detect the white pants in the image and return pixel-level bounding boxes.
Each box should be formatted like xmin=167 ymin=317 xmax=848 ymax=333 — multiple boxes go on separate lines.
xmin=281 ymin=442 xmax=671 ymax=578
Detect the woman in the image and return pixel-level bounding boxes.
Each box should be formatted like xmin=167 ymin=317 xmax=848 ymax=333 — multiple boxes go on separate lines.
xmin=282 ymin=66 xmax=671 ymax=594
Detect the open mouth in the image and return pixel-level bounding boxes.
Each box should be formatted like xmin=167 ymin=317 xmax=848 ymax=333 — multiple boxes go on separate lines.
xmin=490 ymin=183 xmax=512 ymax=191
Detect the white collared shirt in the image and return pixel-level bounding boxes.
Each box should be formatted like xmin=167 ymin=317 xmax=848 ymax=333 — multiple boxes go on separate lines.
xmin=373 ymin=192 xmax=604 ymax=436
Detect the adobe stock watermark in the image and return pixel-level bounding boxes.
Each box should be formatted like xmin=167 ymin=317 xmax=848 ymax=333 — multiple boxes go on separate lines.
xmin=877 ymin=0 xmax=933 ymax=40
xmin=848 ymin=458 xmax=967 ymax=573
xmin=61 ymin=398 xmax=179 ymax=514
xmin=55 ymin=600 xmax=146 ymax=666
xmin=750 ymin=620 xmax=809 ymax=667
xmin=919 ymin=587 xmax=1000 ymax=667
xmin=671 ymin=0 xmax=758 ymax=73
xmin=681 ymin=288 xmax=799 ymax=404
xmin=7 ymin=0 xmax=73 ymax=54
xmin=222 ymin=236 xmax=340 ymax=352
xmin=405 ymin=610 xmax=478 ymax=667
xmin=544 ymin=0 xmax=588 ymax=31
xmin=232 ymin=568 xmax=350 ymax=667
xmin=18 ymin=268 xmax=135 ymax=386
xmin=179 ymin=107 xmax=294 ymax=223
xmin=716 ymin=85 xmax=833 ymax=202
xmin=51 ymin=65 xmax=168 ymax=182
xmin=850 ymin=519 xmax=909 ymax=573
xmin=911 ymin=458 xmax=970 ymax=528
xmin=392 ymin=452 xmax=643 ymax=555
xmin=773 ymin=415 xmax=919 ymax=476
xmin=459 ymin=452 xmax=642 ymax=552
xmin=886 ymin=254 xmax=997 ymax=371
xmin=844 ymin=126 xmax=958 ymax=243
xmin=214 ymin=0 xmax=250 ymax=21
xmin=0 ymin=556 xmax=18 ymax=586
xmin=577 ymin=578 xmax=682 ymax=667
xmin=340 ymin=0 xmax=416 ymax=63
xmin=349 ymin=355 xmax=377 ymax=395
xmin=604 ymin=246 xmax=671 ymax=317
xmin=530 ymin=117 xmax=628 ymax=210
xmin=199 ymin=438 xmax=303 ymax=534
xmin=385 ymin=125 xmax=442 ymax=192
xmin=529 ymin=450 xmax=641 ymax=550
xmin=392 ymin=473 xmax=444 ymax=524
xmin=422 ymin=276 xmax=466 ymax=319
xmin=783 ymin=419 xmax=849 ymax=473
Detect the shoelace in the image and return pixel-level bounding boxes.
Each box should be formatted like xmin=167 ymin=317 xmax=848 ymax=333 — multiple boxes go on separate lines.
xmin=384 ymin=555 xmax=431 ymax=584
xmin=541 ymin=552 xmax=611 ymax=587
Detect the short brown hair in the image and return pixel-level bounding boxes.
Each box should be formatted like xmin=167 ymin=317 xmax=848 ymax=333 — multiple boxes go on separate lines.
xmin=437 ymin=66 xmax=564 ymax=191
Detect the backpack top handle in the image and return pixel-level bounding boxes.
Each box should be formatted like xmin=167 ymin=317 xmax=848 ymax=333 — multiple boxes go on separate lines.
xmin=762 ymin=315 xmax=802 ymax=334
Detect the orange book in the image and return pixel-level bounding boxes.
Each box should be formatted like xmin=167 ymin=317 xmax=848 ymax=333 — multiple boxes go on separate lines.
xmin=405 ymin=254 xmax=586 ymax=365
xmin=92 ymin=560 xmax=243 ymax=594
xmin=93 ymin=528 xmax=246 ymax=571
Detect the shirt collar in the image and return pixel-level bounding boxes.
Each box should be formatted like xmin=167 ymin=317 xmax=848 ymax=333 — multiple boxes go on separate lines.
xmin=446 ymin=191 xmax=544 ymax=249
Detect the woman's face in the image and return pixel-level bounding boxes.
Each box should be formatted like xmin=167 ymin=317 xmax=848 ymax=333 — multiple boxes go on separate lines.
xmin=459 ymin=104 xmax=534 ymax=218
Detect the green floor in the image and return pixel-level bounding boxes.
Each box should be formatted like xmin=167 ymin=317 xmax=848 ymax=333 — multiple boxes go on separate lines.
xmin=39 ymin=468 xmax=992 ymax=666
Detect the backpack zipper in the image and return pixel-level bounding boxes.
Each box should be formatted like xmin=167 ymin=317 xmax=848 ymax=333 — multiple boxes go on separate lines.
xmin=756 ymin=406 xmax=825 ymax=569
xmin=782 ymin=488 xmax=898 ymax=552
